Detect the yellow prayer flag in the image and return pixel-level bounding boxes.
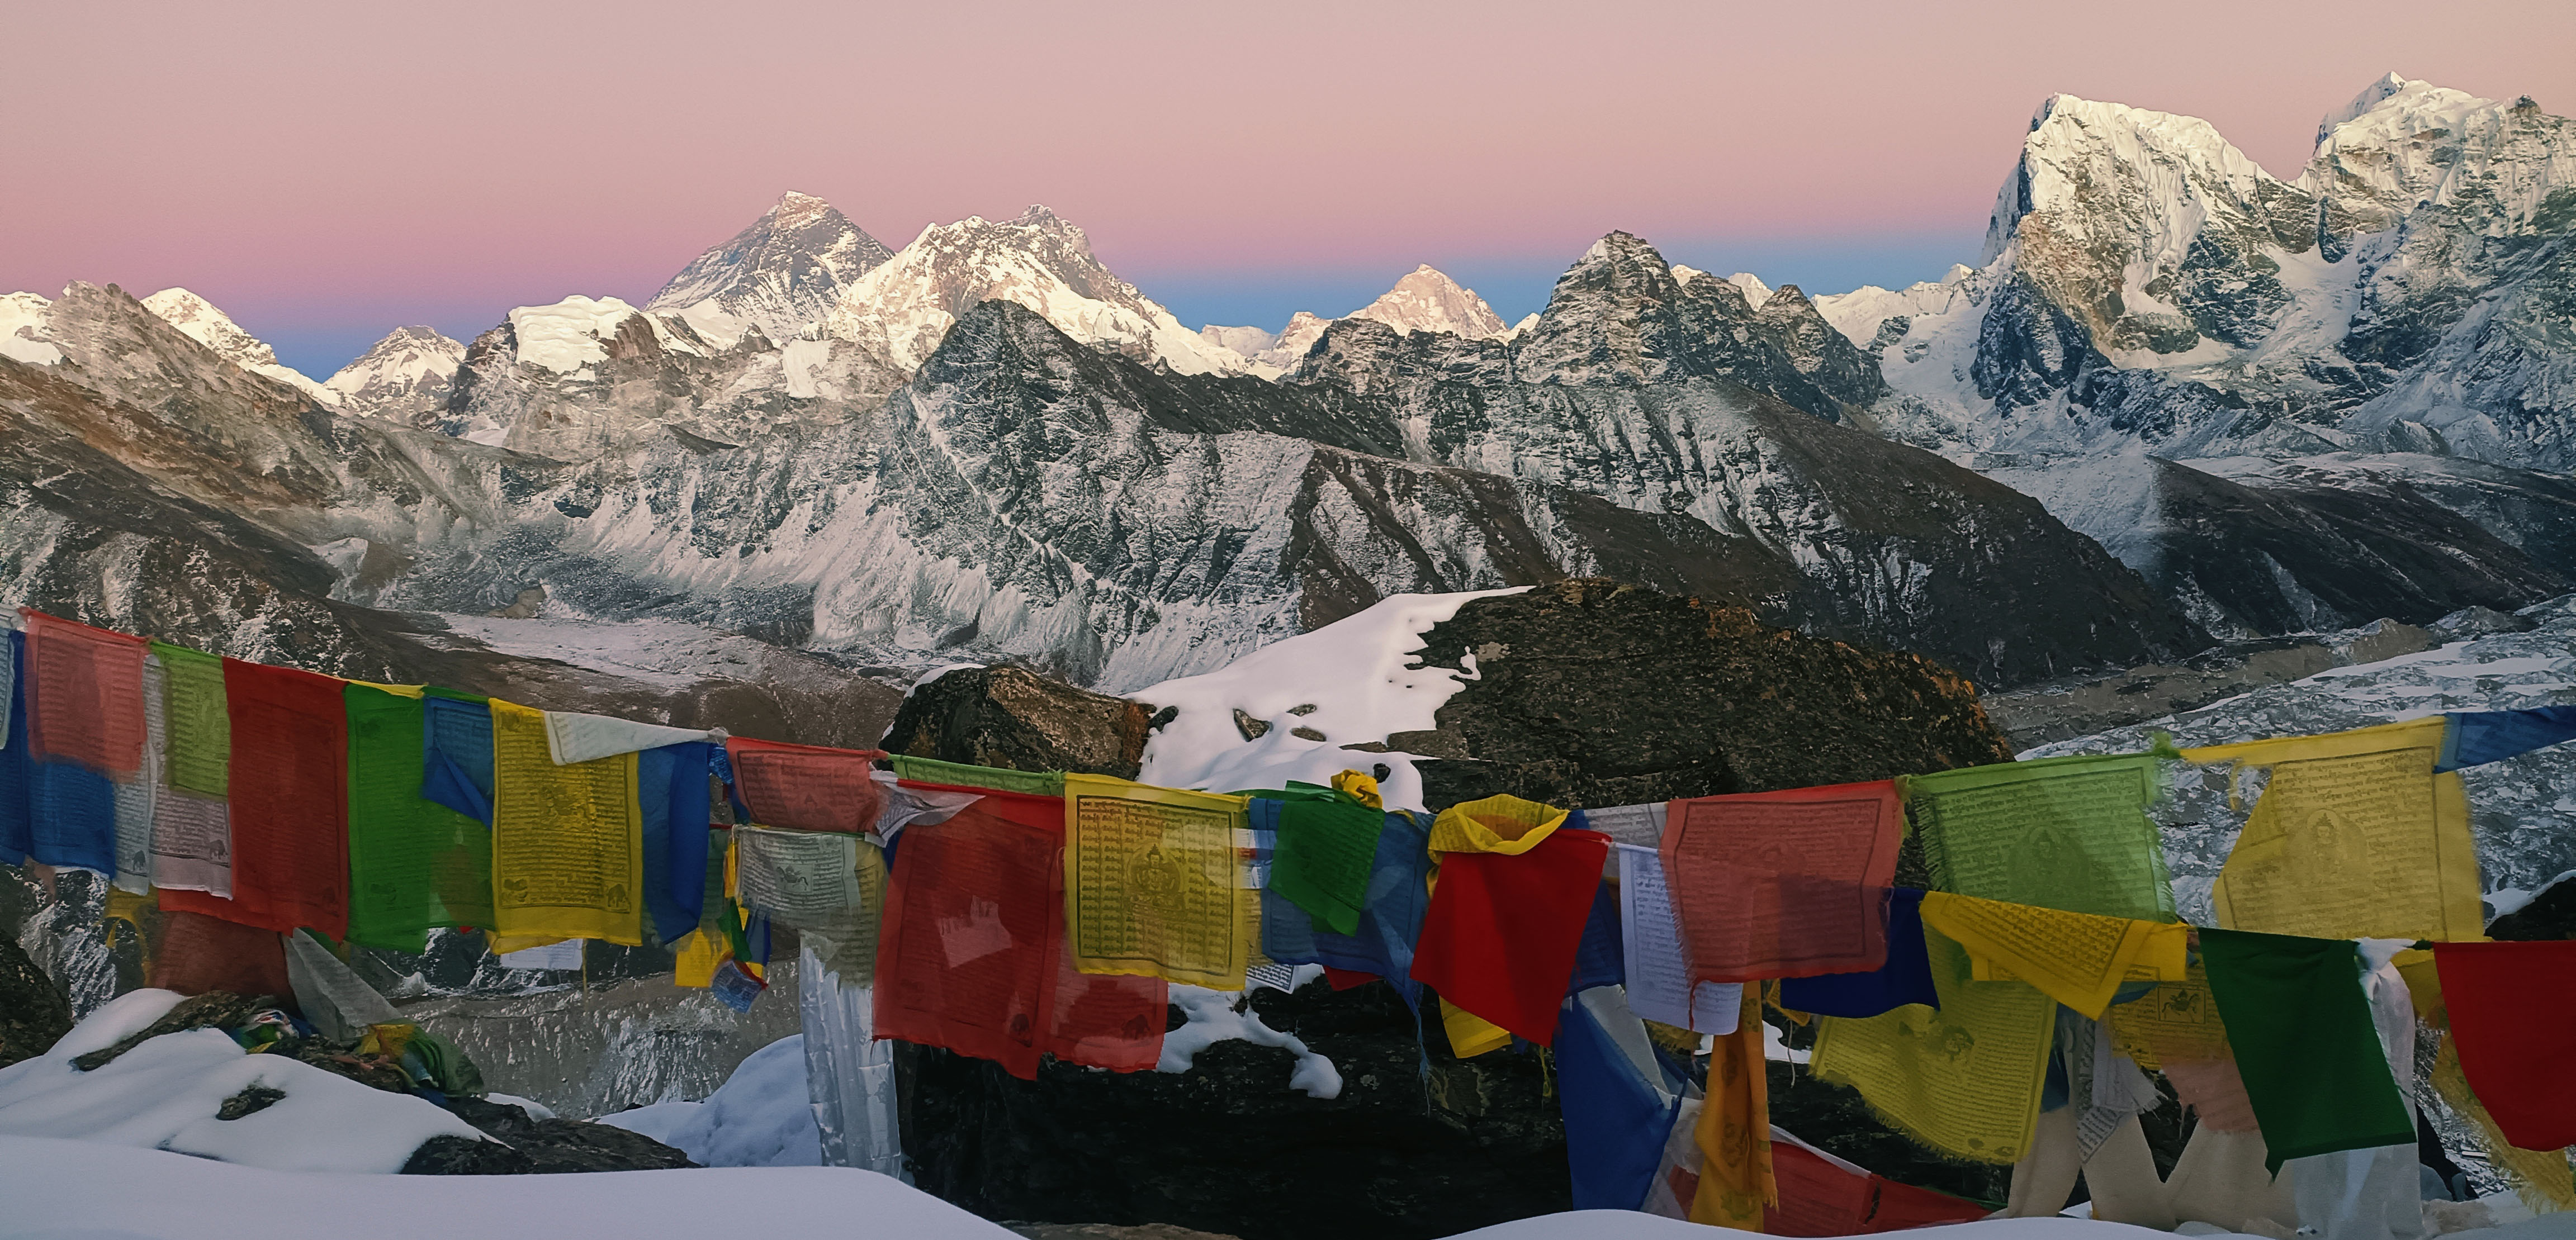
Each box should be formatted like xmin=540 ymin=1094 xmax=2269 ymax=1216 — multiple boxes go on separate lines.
xmin=2184 ymin=718 xmax=2483 ymax=942
xmin=1427 ymin=794 xmax=1569 ymax=855
xmin=1690 ymin=982 xmax=1775 ymax=1230
xmin=1440 ymin=998 xmax=1513 ymax=1058
xmin=1921 ymin=892 xmax=2186 ymax=1019
xmin=2105 ymin=959 xmax=2231 ymax=1070
xmin=1811 ymin=928 xmax=2055 ymax=1165
xmin=1063 ymin=774 xmax=1256 ymax=989
xmin=345 ymin=680 xmax=426 ymax=699
xmin=489 ymin=699 xmax=644 ymax=947
xmin=673 ymin=928 xmax=722 ymax=988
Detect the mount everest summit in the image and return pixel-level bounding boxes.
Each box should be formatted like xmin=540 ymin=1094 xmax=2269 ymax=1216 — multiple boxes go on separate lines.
xmin=3 ymin=73 xmax=2572 ymax=712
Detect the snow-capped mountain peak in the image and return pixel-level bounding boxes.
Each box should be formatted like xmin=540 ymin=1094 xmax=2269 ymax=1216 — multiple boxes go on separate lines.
xmin=2299 ymin=74 xmax=2571 ymax=233
xmin=1 ymin=291 xmax=61 ymax=365
xmin=324 ymin=326 xmax=465 ymax=421
xmin=647 ymin=191 xmax=894 ymax=346
xmin=138 ymin=288 xmax=339 ymax=404
xmin=1347 ymin=265 xmax=1508 ymax=339
xmin=821 ymin=204 xmax=1252 ymax=377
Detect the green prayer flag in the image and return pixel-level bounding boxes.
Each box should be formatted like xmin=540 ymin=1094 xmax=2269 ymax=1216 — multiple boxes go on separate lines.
xmin=1903 ymin=752 xmax=2175 ymax=921
xmin=1239 ymin=782 xmax=1382 ymax=937
xmin=2199 ymin=927 xmax=2414 ymax=1171
xmin=344 ymin=683 xmax=493 ymax=952
xmin=889 ymin=754 xmax=1063 ymax=796
xmin=151 ymin=641 xmax=230 ymax=797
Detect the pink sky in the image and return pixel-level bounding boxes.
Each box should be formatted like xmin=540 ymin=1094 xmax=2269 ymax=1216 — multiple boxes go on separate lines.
xmin=7 ymin=0 xmax=2571 ymax=373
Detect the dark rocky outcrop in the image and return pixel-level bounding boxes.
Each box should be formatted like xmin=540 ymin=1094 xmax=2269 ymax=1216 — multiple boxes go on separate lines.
xmin=2487 ymin=878 xmax=2576 ymax=941
xmin=403 ymin=1096 xmax=699 ymax=1174
xmin=0 ymin=933 xmax=72 ymax=1068
xmin=70 ymin=991 xmax=285 ymax=1071
xmin=883 ymin=665 xmax=1157 ymax=777
xmin=902 ymin=981 xmax=1567 ymax=1240
xmin=1400 ymin=580 xmax=2015 ymax=811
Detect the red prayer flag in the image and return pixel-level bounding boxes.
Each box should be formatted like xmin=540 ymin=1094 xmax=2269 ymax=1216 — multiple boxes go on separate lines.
xmin=1322 ymin=966 xmax=1379 ymax=991
xmin=20 ymin=609 xmax=150 ymax=779
xmin=1764 ymin=1139 xmax=1986 ymax=1236
xmin=162 ymin=661 xmax=349 ymax=937
xmin=873 ymin=786 xmax=1163 ymax=1079
xmin=725 ymin=736 xmax=886 ymax=834
xmin=1408 ymin=827 xmax=1611 ymax=1046
xmin=1863 ymin=1175 xmax=1991 ymax=1231
xmin=2434 ymin=940 xmax=2576 ymax=1151
xmin=1661 ymin=781 xmax=1903 ymax=982
xmin=149 ymin=908 xmax=291 ymax=998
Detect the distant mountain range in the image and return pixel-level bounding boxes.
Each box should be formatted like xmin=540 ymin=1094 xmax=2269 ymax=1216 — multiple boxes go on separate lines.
xmin=2 ymin=73 xmax=2568 ymax=718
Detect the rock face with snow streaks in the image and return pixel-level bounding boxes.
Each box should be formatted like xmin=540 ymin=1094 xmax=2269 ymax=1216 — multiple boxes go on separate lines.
xmin=646 ymin=191 xmax=896 ymax=344
xmin=324 ymin=326 xmax=465 ymax=422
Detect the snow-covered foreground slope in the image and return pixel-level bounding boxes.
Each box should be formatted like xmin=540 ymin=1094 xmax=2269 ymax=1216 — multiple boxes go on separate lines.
xmin=0 ymin=1134 xmax=1018 ymax=1240
xmin=595 ymin=1035 xmax=821 ymax=1167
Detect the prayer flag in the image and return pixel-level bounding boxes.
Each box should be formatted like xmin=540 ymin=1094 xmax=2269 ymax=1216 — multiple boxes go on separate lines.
xmin=1557 ymin=988 xmax=1680 ymax=1210
xmin=1691 ymin=984 xmax=1775 ymax=1229
xmin=724 ymin=735 xmax=886 ymax=834
xmin=1905 ymin=752 xmax=2174 ymax=921
xmin=1240 ymin=781 xmax=1381 ymax=937
xmin=108 ymin=655 xmax=166 ymax=892
xmin=876 ymin=787 xmax=1163 ymax=1079
xmin=0 ymin=633 xmax=25 ymax=865
xmin=1259 ymin=809 xmax=1434 ymax=1010
xmin=639 ymin=741 xmax=717 ymax=946
xmin=1663 ymin=781 xmax=1906 ymax=981
xmin=1410 ymin=807 xmax=1610 ymax=1046
xmin=541 ymin=710 xmax=710 ymax=766
xmin=419 ymin=691 xmax=494 ymax=826
xmin=1777 ymin=889 xmax=1938 ymax=1019
xmin=2198 ymin=928 xmax=2414 ymax=1171
xmin=736 ymin=823 xmax=865 ymax=927
xmin=1918 ymin=892 xmax=2187 ymax=1019
xmin=1062 ymin=774 xmax=1255 ymax=990
xmin=2186 ymin=718 xmax=2484 ymax=942
xmin=149 ymin=642 xmax=229 ymax=797
xmin=888 ymin=755 xmax=1062 ymax=796
xmin=163 ymin=659 xmax=349 ymax=937
xmin=2439 ymin=706 xmax=2576 ymax=772
xmin=489 ymin=699 xmax=643 ymax=947
xmin=1616 ymin=844 xmax=1742 ymax=1033
xmin=1811 ymin=928 xmax=2056 ymax=1165
xmin=343 ymin=683 xmax=492 ymax=952
xmin=30 ymin=752 xmax=114 ymax=875
xmin=2432 ymin=940 xmax=2576 ymax=1152
xmin=20 ymin=608 xmax=149 ymax=779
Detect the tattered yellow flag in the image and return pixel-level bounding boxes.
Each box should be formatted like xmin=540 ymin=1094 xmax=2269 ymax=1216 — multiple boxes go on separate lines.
xmin=1920 ymin=891 xmax=2187 ymax=1019
xmin=1063 ymin=775 xmax=1256 ymax=989
xmin=489 ymin=699 xmax=644 ymax=948
xmin=2183 ymin=718 xmax=2483 ymax=942
xmin=1811 ymin=928 xmax=2056 ymax=1165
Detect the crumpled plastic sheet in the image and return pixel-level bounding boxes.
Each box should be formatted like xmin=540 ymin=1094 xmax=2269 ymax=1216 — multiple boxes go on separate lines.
xmin=797 ymin=943 xmax=904 ymax=1178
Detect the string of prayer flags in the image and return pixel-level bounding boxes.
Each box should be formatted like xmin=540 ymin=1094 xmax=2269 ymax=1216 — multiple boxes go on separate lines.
xmin=888 ymin=754 xmax=1062 ymax=797
xmin=1917 ymin=892 xmax=2186 ymax=1019
xmin=736 ymin=823 xmax=865 ymax=928
xmin=109 ymin=655 xmax=166 ymax=892
xmin=2438 ymin=706 xmax=2576 ymax=772
xmin=877 ymin=786 xmax=1164 ymax=1079
xmin=1905 ymin=752 xmax=2174 ymax=921
xmin=1062 ymin=774 xmax=1255 ymax=990
xmin=639 ymin=741 xmax=718 ymax=946
xmin=163 ymin=659 xmax=350 ymax=937
xmin=1777 ymin=889 xmax=1937 ymax=1019
xmin=2185 ymin=718 xmax=2484 ymax=942
xmin=1811 ymin=927 xmax=2056 ymax=1165
xmin=2432 ymin=940 xmax=2576 ymax=1151
xmin=2197 ymin=928 xmax=2415 ymax=1171
xmin=489 ymin=699 xmax=643 ymax=949
xmin=1410 ymin=795 xmax=1610 ymax=1045
xmin=1240 ymin=780 xmax=1381 ymax=936
xmin=542 ymin=710 xmax=711 ymax=766
xmin=1616 ymin=844 xmax=1741 ymax=1033
xmin=20 ymin=609 xmax=150 ymax=780
xmin=724 ymin=736 xmax=887 ymax=834
xmin=150 ymin=642 xmax=230 ymax=798
xmin=1662 ymin=781 xmax=1905 ymax=981
xmin=1691 ymin=983 xmax=1775 ymax=1229
xmin=343 ymin=683 xmax=493 ymax=952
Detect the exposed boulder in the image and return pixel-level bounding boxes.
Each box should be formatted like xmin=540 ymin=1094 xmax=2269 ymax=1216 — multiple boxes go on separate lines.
xmin=882 ymin=666 xmax=1157 ymax=777
xmin=1401 ymin=579 xmax=2015 ymax=810
xmin=0 ymin=934 xmax=72 ymax=1068
xmin=404 ymin=1096 xmax=700 ymax=1174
